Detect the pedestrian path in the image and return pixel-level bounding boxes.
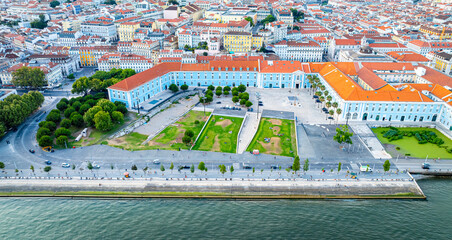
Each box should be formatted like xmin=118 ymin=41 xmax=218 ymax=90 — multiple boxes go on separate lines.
xmin=349 ymin=123 xmax=392 ymax=159
xmin=237 ymin=112 xmax=260 ymax=154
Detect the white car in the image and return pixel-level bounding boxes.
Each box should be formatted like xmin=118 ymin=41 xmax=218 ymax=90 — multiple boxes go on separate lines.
xmin=153 ymin=159 xmax=160 ymax=164
xmin=360 ymin=166 xmax=373 ymax=172
xmin=61 ymin=163 xmax=70 ymax=168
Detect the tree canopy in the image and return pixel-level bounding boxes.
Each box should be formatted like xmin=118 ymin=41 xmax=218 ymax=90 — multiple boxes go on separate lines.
xmin=30 ymin=15 xmax=47 ymax=29
xmin=12 ymin=67 xmax=47 ymax=88
xmin=71 ymin=68 xmax=135 ymax=95
xmin=50 ymin=0 xmax=60 ymax=8
xmin=333 ymin=125 xmax=354 ymax=145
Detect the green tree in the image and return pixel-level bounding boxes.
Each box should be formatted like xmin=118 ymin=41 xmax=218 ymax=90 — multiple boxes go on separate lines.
xmin=216 ymin=86 xmax=222 ymax=92
xmin=182 ymin=135 xmax=191 ymax=145
xmin=169 ymin=84 xmax=179 ymax=93
xmin=224 ymin=86 xmax=231 ymax=92
xmin=131 ymin=164 xmax=138 ymax=171
xmin=44 ymin=166 xmax=51 ymax=172
xmin=60 ymin=118 xmax=71 ymax=129
xmin=30 ymin=165 xmax=34 ymax=172
xmin=55 ymin=127 xmax=71 ymax=138
xmin=232 ymin=96 xmax=239 ymax=103
xmin=208 ymin=85 xmax=215 ymax=91
xmin=43 ymin=121 xmax=57 ymax=131
xmin=232 ymin=89 xmax=239 ymax=96
xmin=303 ymin=158 xmax=309 ymax=172
xmin=56 ymin=135 xmax=68 ymax=146
xmin=11 ymin=67 xmax=47 ymax=88
xmin=245 ymin=101 xmax=253 ymax=107
xmin=94 ymin=111 xmax=113 ymax=131
xmin=38 ymin=135 xmax=52 ymax=147
xmin=97 ymin=99 xmax=116 ymax=113
xmin=84 ymin=106 xmax=102 ymax=126
xmin=160 ymin=164 xmax=165 ymax=172
xmin=240 ymin=99 xmax=247 ymax=105
xmin=37 ymin=127 xmax=51 ymax=140
xmin=338 ymin=162 xmax=342 ymax=172
xmin=292 ymin=156 xmax=300 ymax=173
xmin=333 ymin=125 xmax=353 ymax=145
xmin=30 ymin=15 xmax=47 ymax=29
xmin=180 ymin=84 xmax=189 ymax=91
xmin=252 ymin=167 xmax=255 ymax=174
xmin=219 ymin=164 xmax=227 ymax=175
xmin=261 ymin=15 xmax=276 ymax=26
xmin=104 ymin=0 xmax=116 ymax=4
xmin=71 ymin=77 xmax=90 ymax=95
xmin=168 ymin=0 xmax=179 ymax=5
xmin=215 ymin=89 xmax=222 ymax=97
xmin=78 ymin=103 xmax=91 ymax=115
xmin=0 ymin=162 xmax=4 ymax=169
xmin=64 ymin=107 xmax=76 ymax=118
xmin=111 ymin=111 xmax=124 ymax=123
xmin=244 ymin=16 xmax=254 ymax=26
xmin=170 ymin=162 xmax=174 ymax=172
xmin=198 ymin=162 xmax=205 ymax=171
xmin=237 ymin=84 xmax=246 ymax=93
xmin=50 ymin=0 xmax=60 ymax=8
xmin=230 ymin=165 xmax=234 ymax=175
xmin=383 ymin=160 xmax=391 ymax=172
xmin=67 ymin=73 xmax=75 ymax=80
xmin=70 ymin=113 xmax=84 ymax=127
xmin=185 ymin=129 xmax=194 ymax=138
xmin=190 ymin=164 xmax=195 ymax=173
xmin=223 ymin=90 xmax=229 ymax=96
xmin=56 ymin=101 xmax=68 ymax=111
xmin=87 ymin=162 xmax=93 ymax=170
xmin=46 ymin=112 xmax=61 ymax=123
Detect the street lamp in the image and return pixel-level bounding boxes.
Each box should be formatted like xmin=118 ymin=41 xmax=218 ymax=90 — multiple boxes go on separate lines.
xmin=345 ymin=103 xmax=351 ymax=126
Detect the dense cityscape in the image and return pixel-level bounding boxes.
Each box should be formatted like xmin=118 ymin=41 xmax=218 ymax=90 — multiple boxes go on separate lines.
xmin=0 ymin=0 xmax=452 ymax=238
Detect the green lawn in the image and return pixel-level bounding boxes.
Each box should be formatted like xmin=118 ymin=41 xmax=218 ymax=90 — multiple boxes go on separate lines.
xmin=246 ymin=118 xmax=297 ymax=157
xmin=109 ymin=110 xmax=209 ymax=151
xmin=372 ymin=127 xmax=452 ymax=159
xmin=192 ymin=115 xmax=243 ymax=153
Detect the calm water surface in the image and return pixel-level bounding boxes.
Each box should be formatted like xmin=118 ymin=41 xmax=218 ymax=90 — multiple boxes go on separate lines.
xmin=0 ymin=178 xmax=450 ymax=240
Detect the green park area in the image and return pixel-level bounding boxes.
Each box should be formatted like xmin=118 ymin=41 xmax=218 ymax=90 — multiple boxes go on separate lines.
xmin=247 ymin=118 xmax=297 ymax=157
xmin=192 ymin=115 xmax=243 ymax=153
xmin=372 ymin=127 xmax=452 ymax=159
xmin=109 ymin=110 xmax=209 ymax=151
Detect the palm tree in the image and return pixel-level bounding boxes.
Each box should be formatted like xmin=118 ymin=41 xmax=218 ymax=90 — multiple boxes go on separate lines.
xmin=326 ymin=101 xmax=331 ymax=108
xmin=315 ymin=91 xmax=322 ymax=97
xmin=336 ymin=108 xmax=342 ymax=124
xmin=327 ymin=95 xmax=332 ymax=102
xmin=324 ymin=90 xmax=329 ymax=96
xmin=332 ymin=102 xmax=338 ymax=109
xmin=328 ymin=110 xmax=334 ymax=123
xmin=320 ymin=85 xmax=326 ymax=91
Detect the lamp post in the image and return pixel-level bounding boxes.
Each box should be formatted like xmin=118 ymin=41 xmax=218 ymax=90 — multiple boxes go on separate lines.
xmin=345 ymin=103 xmax=351 ymax=126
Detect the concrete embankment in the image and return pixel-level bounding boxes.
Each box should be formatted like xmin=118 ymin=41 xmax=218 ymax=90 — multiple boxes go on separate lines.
xmin=0 ymin=179 xmax=425 ymax=199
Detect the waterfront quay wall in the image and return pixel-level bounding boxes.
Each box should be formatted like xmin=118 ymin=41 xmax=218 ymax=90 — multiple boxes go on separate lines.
xmin=0 ymin=179 xmax=425 ymax=199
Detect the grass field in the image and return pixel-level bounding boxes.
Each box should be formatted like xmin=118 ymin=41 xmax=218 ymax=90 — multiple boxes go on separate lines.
xmin=109 ymin=111 xmax=209 ymax=151
xmin=372 ymin=127 xmax=452 ymax=159
xmin=192 ymin=115 xmax=243 ymax=153
xmin=246 ymin=118 xmax=297 ymax=157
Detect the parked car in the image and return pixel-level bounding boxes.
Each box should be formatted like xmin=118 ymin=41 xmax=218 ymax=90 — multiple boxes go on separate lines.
xmin=61 ymin=163 xmax=70 ymax=168
xmin=258 ymin=103 xmax=263 ymax=106
xmin=315 ymin=99 xmax=321 ymax=103
xmin=153 ymin=159 xmax=160 ymax=164
xmin=216 ymin=101 xmax=221 ymax=104
xmin=178 ymin=165 xmax=190 ymax=169
xmin=92 ymin=164 xmax=100 ymax=169
xmin=45 ymin=160 xmax=52 ymax=165
xmin=328 ymin=116 xmax=334 ymax=120
xmin=270 ymin=165 xmax=279 ymax=170
xmin=29 ymin=149 xmax=35 ymax=153
xmin=313 ymin=95 xmax=319 ymax=99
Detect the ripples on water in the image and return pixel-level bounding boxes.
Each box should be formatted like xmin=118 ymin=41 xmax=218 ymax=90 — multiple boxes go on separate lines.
xmin=0 ymin=178 xmax=450 ymax=240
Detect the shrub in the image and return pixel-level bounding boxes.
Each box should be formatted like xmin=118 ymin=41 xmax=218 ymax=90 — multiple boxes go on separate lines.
xmin=395 ymin=147 xmax=400 ymax=150
xmin=72 ymin=101 xmax=82 ymax=111
xmin=245 ymin=100 xmax=253 ymax=107
xmin=38 ymin=135 xmax=52 ymax=147
xmin=223 ymin=90 xmax=229 ymax=96
xmin=180 ymin=84 xmax=188 ymax=91
xmin=207 ymin=85 xmax=215 ymax=91
xmin=216 ymin=86 xmax=222 ymax=92
xmin=37 ymin=127 xmax=51 ymax=140
xmin=115 ymin=103 xmax=128 ymax=115
xmin=169 ymin=83 xmax=179 ymax=93
xmin=70 ymin=113 xmax=84 ymax=127
xmin=44 ymin=166 xmax=51 ymax=172
xmin=56 ymin=135 xmax=68 ymax=146
xmin=223 ymin=86 xmax=231 ymax=92
xmin=194 ymin=120 xmax=200 ymax=124
xmin=61 ymin=119 xmax=72 ymax=128
xmin=185 ymin=129 xmax=194 ymax=138
xmin=55 ymin=127 xmax=71 ymax=138
xmin=64 ymin=107 xmax=76 ymax=118
xmin=131 ymin=165 xmax=138 ymax=171
xmin=182 ymin=135 xmax=191 ymax=145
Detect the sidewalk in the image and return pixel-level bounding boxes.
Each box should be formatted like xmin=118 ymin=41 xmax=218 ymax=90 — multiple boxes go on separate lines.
xmin=237 ymin=112 xmax=260 ymax=154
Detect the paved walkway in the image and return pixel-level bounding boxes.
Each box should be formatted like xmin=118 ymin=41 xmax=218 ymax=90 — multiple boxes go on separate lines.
xmin=237 ymin=112 xmax=260 ymax=154
xmin=134 ymin=95 xmax=199 ymax=137
xmin=349 ymin=123 xmax=392 ymax=159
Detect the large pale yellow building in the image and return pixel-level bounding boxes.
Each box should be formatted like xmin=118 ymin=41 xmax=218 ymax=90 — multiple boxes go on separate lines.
xmin=223 ymin=31 xmax=262 ymax=53
xmin=118 ymin=22 xmax=141 ymax=42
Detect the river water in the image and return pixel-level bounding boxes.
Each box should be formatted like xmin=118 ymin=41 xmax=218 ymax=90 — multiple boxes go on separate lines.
xmin=0 ymin=178 xmax=450 ymax=239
